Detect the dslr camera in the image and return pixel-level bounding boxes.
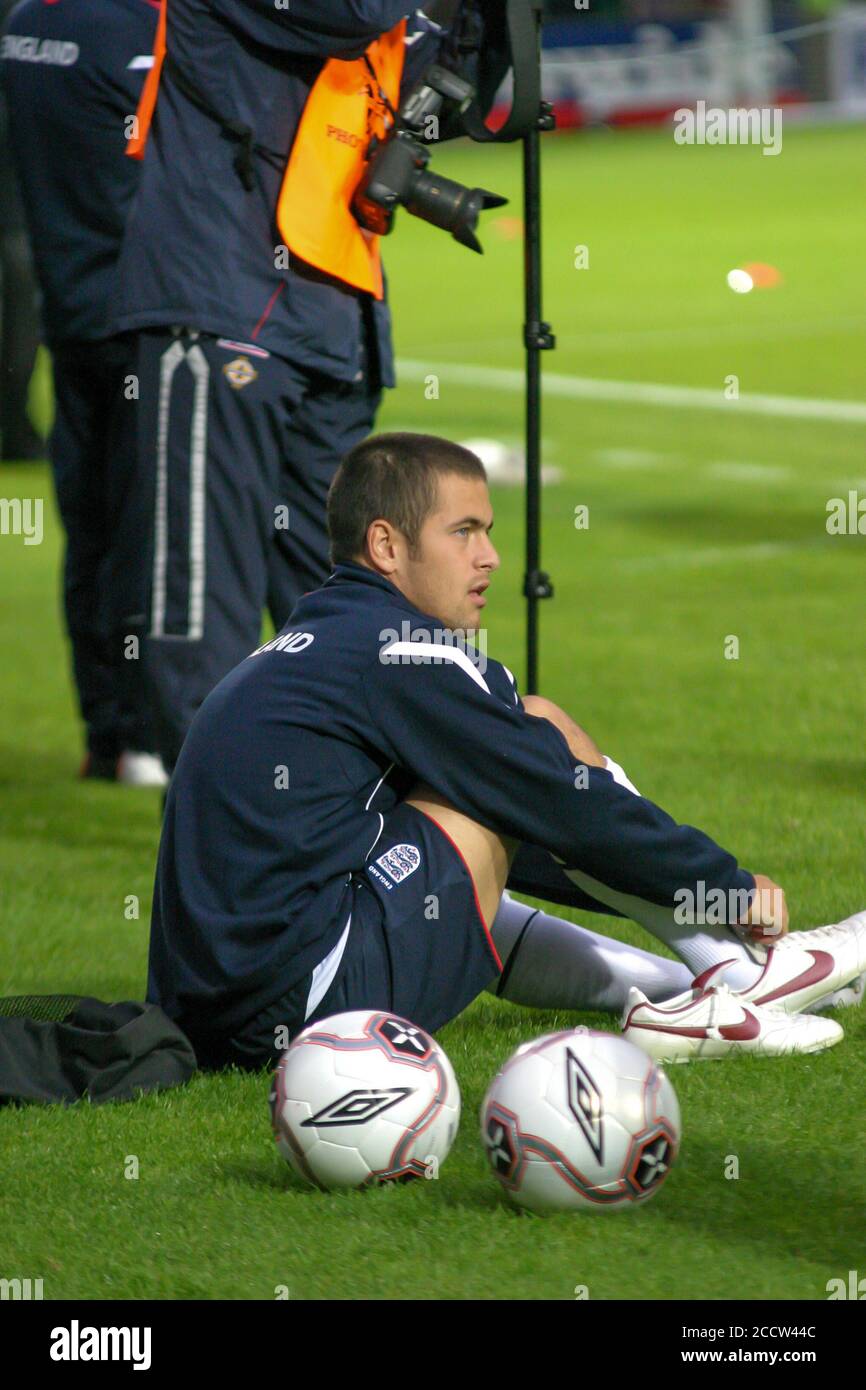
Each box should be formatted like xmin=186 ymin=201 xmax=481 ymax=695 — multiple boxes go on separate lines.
xmin=351 ymin=62 xmax=507 ymax=254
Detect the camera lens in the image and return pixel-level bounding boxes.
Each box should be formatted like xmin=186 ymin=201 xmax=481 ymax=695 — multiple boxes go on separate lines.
xmin=406 ymin=173 xmax=507 ymax=252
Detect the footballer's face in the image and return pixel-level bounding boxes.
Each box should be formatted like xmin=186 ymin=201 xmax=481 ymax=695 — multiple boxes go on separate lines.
xmin=366 ymin=472 xmax=499 ymax=633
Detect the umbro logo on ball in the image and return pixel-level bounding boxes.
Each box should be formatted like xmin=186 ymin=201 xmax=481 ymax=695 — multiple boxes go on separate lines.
xmin=301 ymin=1087 xmax=414 ymax=1128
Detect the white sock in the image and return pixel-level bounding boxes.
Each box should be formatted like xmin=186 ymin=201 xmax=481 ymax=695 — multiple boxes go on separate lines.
xmin=487 ymin=892 xmax=693 ymax=1012
xmin=558 ymin=753 xmax=766 ymax=991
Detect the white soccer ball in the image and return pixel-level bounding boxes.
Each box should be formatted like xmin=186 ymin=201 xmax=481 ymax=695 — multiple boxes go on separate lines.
xmin=480 ymin=1028 xmax=680 ymax=1213
xmin=269 ymin=1010 xmax=461 ymax=1189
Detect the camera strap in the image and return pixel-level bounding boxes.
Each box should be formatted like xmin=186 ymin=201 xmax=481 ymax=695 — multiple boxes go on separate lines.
xmin=458 ymin=0 xmax=542 ymax=144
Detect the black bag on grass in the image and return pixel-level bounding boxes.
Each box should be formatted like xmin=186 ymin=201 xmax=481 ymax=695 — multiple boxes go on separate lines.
xmin=0 ymin=995 xmax=196 ymax=1105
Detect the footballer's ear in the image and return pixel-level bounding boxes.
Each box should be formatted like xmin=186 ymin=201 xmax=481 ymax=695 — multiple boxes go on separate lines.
xmin=365 ymin=518 xmax=399 ymax=574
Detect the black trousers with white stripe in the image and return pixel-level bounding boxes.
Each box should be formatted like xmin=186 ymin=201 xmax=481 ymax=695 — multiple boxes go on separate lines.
xmin=135 ymin=327 xmax=383 ymax=768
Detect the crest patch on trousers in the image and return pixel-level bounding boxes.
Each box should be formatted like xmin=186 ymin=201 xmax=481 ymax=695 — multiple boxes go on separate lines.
xmin=222 ymin=355 xmax=258 ymax=389
xmin=375 ymin=843 xmax=421 ymax=883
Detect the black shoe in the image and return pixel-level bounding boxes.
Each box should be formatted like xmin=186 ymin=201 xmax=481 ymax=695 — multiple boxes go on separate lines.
xmin=79 ymin=751 xmax=120 ymax=781
xmin=1 ymin=425 xmax=46 ymax=462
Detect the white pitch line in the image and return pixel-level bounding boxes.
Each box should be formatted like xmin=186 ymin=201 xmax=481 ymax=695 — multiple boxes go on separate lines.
xmin=421 ymin=314 xmax=866 ymax=357
xmin=395 ymin=359 xmax=866 ymax=425
xmin=593 ymin=447 xmax=670 ymax=468
xmin=831 ymin=477 xmax=866 ymax=492
xmin=618 ymin=539 xmax=830 ymax=573
xmin=541 ymin=313 xmax=866 ymax=352
xmin=706 ymin=462 xmax=793 ymax=483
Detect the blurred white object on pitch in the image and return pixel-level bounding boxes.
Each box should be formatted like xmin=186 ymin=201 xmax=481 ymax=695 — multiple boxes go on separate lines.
xmin=460 ymin=438 xmax=560 ymax=487
xmin=726 ymin=268 xmax=754 ymax=294
xmin=116 ymin=751 xmax=169 ymax=788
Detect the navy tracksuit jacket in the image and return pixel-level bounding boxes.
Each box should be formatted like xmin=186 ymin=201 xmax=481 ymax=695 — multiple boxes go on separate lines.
xmin=147 ymin=561 xmax=756 ymax=1045
xmin=2 ymin=0 xmax=158 ymax=346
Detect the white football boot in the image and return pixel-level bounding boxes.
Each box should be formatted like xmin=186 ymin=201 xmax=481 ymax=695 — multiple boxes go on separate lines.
xmin=692 ymin=912 xmax=866 ymax=1016
xmin=622 ymin=968 xmax=844 ymax=1063
xmin=116 ymin=751 xmax=169 ymax=788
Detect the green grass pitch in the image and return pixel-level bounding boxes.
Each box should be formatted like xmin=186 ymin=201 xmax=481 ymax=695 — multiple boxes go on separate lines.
xmin=1 ymin=124 xmax=864 ymax=1301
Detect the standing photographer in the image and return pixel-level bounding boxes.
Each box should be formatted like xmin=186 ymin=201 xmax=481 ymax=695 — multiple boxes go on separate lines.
xmin=116 ymin=0 xmax=507 ymax=770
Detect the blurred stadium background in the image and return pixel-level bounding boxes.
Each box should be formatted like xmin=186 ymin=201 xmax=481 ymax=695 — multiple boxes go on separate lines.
xmin=1 ymin=0 xmax=864 ymax=1301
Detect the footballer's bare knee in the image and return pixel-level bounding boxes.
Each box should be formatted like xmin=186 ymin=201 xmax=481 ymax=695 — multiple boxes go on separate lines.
xmin=403 ymin=782 xmax=517 ymax=928
xmin=522 ymin=695 xmax=605 ymax=768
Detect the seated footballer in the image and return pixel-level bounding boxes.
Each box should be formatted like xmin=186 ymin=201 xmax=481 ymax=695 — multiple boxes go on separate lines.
xmin=147 ymin=433 xmax=866 ymax=1069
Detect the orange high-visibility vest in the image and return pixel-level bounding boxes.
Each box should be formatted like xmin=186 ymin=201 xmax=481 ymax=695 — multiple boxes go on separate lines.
xmin=127 ymin=1 xmax=406 ymax=300
xmin=276 ymin=20 xmax=406 ymax=299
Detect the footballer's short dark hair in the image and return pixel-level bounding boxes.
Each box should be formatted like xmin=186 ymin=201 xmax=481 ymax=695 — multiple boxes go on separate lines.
xmin=327 ymin=432 xmax=487 ymax=565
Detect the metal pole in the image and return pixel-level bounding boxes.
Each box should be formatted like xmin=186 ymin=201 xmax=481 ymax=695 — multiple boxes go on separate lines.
xmin=729 ymin=0 xmax=774 ymax=107
xmin=521 ymin=9 xmax=556 ymax=694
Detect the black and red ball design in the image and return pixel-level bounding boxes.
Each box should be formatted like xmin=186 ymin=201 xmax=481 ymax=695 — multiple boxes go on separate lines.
xmin=270 ymin=1011 xmax=460 ymax=1189
xmin=480 ymin=1028 xmax=681 ymax=1212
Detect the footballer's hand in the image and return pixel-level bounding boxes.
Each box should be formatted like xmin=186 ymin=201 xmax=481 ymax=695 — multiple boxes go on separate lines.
xmin=739 ymin=873 xmax=789 ymax=942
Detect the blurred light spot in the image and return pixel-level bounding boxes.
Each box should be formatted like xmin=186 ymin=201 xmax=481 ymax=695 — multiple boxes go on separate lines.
xmin=727 ymin=268 xmax=754 ymax=294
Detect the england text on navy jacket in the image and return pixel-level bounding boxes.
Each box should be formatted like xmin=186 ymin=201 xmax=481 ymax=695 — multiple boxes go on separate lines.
xmin=1 ymin=0 xmax=158 ymax=344
xmin=147 ymin=562 xmax=756 ymax=1041
xmin=113 ymin=1 xmax=509 ymax=384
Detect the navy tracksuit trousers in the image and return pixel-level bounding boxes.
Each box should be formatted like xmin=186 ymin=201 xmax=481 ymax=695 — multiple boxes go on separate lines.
xmin=51 ymin=335 xmax=156 ymax=760
xmin=135 ymin=323 xmax=383 ymax=768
